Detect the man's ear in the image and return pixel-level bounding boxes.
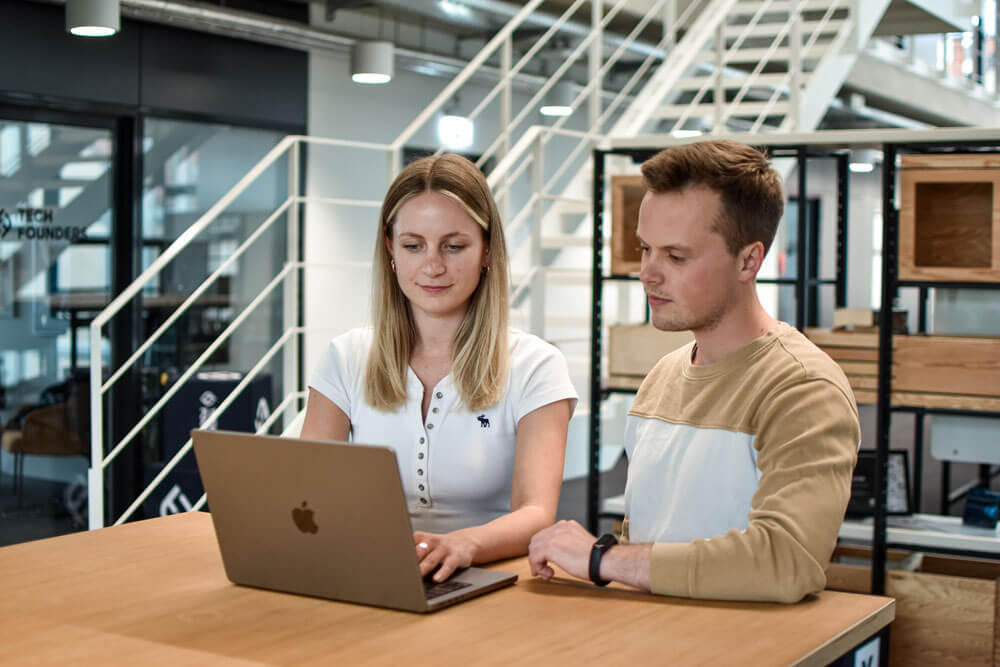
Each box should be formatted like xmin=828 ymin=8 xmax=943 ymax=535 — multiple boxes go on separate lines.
xmin=737 ymin=241 xmax=766 ymax=283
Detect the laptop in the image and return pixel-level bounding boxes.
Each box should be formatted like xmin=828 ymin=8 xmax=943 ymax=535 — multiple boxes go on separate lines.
xmin=191 ymin=429 xmax=517 ymax=613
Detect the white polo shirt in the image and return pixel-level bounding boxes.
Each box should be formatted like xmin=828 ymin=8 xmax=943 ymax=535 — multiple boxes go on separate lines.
xmin=309 ymin=328 xmax=577 ymax=534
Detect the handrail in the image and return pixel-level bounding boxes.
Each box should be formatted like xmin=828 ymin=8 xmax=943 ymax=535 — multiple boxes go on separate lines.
xmin=391 ymin=0 xmax=547 ymax=154
xmin=115 ymin=324 xmax=303 ymax=525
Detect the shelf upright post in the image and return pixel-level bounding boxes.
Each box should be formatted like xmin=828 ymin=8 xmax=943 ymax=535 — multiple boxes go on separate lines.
xmin=873 ymin=142 xmax=898 ymax=595
xmin=835 ymin=152 xmax=849 ymax=309
xmin=795 ymin=146 xmax=809 ymax=330
xmin=588 ymin=148 xmax=607 ymax=535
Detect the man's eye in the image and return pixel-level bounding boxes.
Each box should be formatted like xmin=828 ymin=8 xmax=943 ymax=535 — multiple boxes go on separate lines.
xmin=670 ymin=255 xmax=686 ymax=263
xmin=639 ymin=245 xmax=650 ymax=253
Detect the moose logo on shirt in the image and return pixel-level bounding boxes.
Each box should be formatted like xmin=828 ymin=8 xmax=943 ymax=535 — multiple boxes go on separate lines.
xmin=477 ymin=415 xmax=490 ymax=428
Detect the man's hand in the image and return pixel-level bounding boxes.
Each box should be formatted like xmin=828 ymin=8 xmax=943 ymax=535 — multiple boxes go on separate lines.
xmin=528 ymin=520 xmax=597 ymax=581
xmin=413 ymin=531 xmax=480 ymax=583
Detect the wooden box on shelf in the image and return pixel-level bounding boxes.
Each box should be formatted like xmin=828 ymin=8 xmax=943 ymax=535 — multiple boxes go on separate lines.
xmin=607 ymin=324 xmax=692 ymax=390
xmin=827 ymin=545 xmax=1000 ymax=667
xmin=805 ymin=328 xmax=1000 ymax=411
xmin=804 ymin=327 xmax=879 ymax=404
xmin=899 ymin=154 xmax=1000 ymax=283
xmin=610 ymin=175 xmax=645 ymax=275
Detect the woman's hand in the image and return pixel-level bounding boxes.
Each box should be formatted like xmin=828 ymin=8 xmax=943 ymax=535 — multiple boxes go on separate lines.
xmin=413 ymin=531 xmax=480 ymax=583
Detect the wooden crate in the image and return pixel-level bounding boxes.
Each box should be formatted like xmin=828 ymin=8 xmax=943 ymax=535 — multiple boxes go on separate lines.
xmin=899 ymin=154 xmax=1000 ymax=282
xmin=608 ymin=324 xmax=693 ymax=379
xmin=611 ymin=175 xmax=645 ymax=275
xmin=804 ymin=328 xmax=879 ymax=404
xmin=827 ymin=546 xmax=1000 ymax=667
xmin=805 ymin=329 xmax=1000 ymax=410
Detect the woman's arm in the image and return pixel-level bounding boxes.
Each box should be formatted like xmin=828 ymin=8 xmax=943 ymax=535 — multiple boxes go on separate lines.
xmin=299 ymin=388 xmax=351 ymax=442
xmin=415 ymin=398 xmax=572 ymax=581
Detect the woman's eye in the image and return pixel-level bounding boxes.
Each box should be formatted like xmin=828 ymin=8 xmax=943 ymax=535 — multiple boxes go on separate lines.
xmin=403 ymin=244 xmax=420 ymax=251
xmin=446 ymin=245 xmax=466 ymax=252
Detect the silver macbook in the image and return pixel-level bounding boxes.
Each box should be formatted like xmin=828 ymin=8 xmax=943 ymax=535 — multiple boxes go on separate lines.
xmin=192 ymin=429 xmax=517 ymax=613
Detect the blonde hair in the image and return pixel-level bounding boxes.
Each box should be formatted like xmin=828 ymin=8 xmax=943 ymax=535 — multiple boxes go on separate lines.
xmin=365 ymin=154 xmax=510 ymax=412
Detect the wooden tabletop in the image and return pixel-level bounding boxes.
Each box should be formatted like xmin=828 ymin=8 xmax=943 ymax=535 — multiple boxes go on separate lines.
xmin=0 ymin=512 xmax=893 ymax=666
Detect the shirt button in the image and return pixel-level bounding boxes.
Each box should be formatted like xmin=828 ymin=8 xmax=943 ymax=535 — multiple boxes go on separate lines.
xmin=427 ymin=424 xmax=434 ymax=430
xmin=417 ymin=469 xmax=423 ymax=475
xmin=418 ymin=452 xmax=424 ymax=459
xmin=420 ymin=498 xmax=428 ymax=504
xmin=432 ymin=407 xmax=439 ymax=414
xmin=435 ymin=392 xmax=443 ymax=399
xmin=419 ymin=437 xmax=425 ymax=444
xmin=418 ymin=484 xmax=425 ymax=491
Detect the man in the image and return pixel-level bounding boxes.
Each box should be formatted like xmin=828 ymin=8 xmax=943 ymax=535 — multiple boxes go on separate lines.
xmin=528 ymin=140 xmax=860 ymax=603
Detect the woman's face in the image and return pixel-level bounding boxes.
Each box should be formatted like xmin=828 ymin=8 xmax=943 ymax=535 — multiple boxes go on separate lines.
xmin=387 ymin=190 xmax=488 ymax=323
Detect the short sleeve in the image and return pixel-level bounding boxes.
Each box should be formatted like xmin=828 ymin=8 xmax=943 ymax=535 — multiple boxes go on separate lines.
xmin=308 ymin=329 xmax=366 ymax=419
xmin=510 ymin=333 xmax=579 ymax=423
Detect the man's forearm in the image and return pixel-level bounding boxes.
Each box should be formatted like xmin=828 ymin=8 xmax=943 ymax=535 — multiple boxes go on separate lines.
xmin=600 ymin=543 xmax=653 ymax=591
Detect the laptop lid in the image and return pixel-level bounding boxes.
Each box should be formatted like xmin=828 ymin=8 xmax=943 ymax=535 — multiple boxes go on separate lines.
xmin=193 ymin=430 xmax=441 ymax=612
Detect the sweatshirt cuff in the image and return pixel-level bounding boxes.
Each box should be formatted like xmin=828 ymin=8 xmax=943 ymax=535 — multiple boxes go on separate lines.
xmin=649 ymin=542 xmax=695 ymax=597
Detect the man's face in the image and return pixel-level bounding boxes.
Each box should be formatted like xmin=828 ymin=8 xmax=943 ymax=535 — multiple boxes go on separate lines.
xmin=637 ymin=186 xmax=744 ymax=334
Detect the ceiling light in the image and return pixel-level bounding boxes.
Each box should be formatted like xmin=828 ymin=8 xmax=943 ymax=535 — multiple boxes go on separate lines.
xmin=540 ymin=81 xmax=575 ymax=117
xmin=849 ymin=148 xmax=881 ymax=173
xmin=352 ymin=41 xmax=394 ymax=85
xmin=437 ymin=114 xmax=474 ymax=150
xmin=66 ymin=0 xmax=120 ymax=37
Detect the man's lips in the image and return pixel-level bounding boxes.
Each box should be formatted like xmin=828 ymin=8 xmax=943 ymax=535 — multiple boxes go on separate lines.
xmin=648 ymin=294 xmax=670 ymax=306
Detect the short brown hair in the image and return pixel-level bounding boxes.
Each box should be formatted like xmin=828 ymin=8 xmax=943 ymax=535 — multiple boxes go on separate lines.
xmin=640 ymin=140 xmax=784 ymax=256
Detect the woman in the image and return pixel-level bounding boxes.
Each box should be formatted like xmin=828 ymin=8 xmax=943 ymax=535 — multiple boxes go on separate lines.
xmin=301 ymin=154 xmax=576 ymax=583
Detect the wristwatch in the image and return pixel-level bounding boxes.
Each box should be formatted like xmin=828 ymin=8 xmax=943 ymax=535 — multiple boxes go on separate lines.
xmin=589 ymin=533 xmax=618 ymax=587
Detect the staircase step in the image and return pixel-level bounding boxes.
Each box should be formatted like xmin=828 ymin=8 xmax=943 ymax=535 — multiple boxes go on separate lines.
xmin=675 ymin=72 xmax=804 ymax=91
xmin=731 ymin=0 xmax=839 ymax=13
xmin=541 ymin=234 xmax=594 ymax=249
xmin=722 ymin=19 xmax=847 ymax=39
xmin=511 ymin=268 xmax=591 ymax=286
xmin=650 ymin=101 xmax=791 ymax=119
xmin=716 ymin=44 xmax=829 ymax=63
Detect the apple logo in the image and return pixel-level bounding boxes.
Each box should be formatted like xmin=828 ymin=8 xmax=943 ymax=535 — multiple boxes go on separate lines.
xmin=292 ymin=501 xmax=319 ymax=534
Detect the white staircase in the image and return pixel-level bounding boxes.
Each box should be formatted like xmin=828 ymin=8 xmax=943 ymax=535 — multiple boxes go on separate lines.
xmin=86 ymin=0 xmax=896 ymax=528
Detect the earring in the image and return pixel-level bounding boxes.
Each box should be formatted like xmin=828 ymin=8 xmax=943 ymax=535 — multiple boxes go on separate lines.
xmin=391 ymin=259 xmax=396 ymax=272
xmin=482 ymin=265 xmax=489 ymax=274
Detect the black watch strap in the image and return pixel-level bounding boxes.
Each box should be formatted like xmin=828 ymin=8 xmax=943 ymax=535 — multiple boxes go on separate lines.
xmin=589 ymin=533 xmax=618 ymax=587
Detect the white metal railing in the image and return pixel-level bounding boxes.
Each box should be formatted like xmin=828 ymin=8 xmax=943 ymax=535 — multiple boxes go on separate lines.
xmin=87 ymin=0 xmax=872 ymax=530
xmin=88 ymin=135 xmax=395 ymax=529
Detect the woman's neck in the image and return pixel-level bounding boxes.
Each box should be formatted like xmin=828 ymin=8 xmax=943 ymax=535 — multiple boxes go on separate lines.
xmin=411 ymin=309 xmax=465 ymax=359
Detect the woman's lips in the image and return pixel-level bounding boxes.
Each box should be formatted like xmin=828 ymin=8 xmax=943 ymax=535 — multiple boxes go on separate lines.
xmin=420 ymin=285 xmax=450 ymax=293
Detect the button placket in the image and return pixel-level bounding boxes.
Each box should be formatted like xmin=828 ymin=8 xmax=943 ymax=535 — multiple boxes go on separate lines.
xmin=416 ymin=388 xmax=446 ymax=509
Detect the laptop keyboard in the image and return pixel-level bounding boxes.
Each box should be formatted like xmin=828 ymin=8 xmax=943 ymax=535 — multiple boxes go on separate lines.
xmin=424 ymin=579 xmax=472 ymax=600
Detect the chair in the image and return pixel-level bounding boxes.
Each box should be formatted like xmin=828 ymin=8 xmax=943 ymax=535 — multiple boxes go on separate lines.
xmin=1 ymin=373 xmax=90 ymax=507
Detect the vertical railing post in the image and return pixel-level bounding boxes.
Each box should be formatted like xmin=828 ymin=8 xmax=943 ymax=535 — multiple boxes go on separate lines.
xmin=664 ymin=0 xmax=678 ymax=49
xmin=500 ymin=34 xmax=513 ymax=222
xmin=589 ymin=0 xmax=603 ymax=133
xmin=789 ymin=0 xmax=802 ymax=131
xmin=714 ymin=22 xmax=725 ymax=133
xmin=284 ymin=139 xmax=301 ymax=430
xmin=88 ymin=320 xmax=104 ymax=530
xmin=529 ymin=132 xmax=546 ymax=337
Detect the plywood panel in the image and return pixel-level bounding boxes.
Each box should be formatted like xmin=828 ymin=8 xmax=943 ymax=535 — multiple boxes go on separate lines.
xmin=891 ymin=392 xmax=1000 ymax=412
xmin=839 ymin=361 xmax=878 ymax=376
xmin=901 ymin=154 xmax=1000 ymax=169
xmin=804 ymin=328 xmax=878 ymax=348
xmin=827 ymin=563 xmax=996 ymax=667
xmin=611 ymin=175 xmax=645 ymax=275
xmin=609 ymin=324 xmax=693 ymax=377
xmin=846 ymin=375 xmax=877 ymax=390
xmin=824 ymin=347 xmax=880 ymax=362
xmin=893 ymin=336 xmax=1000 ymax=397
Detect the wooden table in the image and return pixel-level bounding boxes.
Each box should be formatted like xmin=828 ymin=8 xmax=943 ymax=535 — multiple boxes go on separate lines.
xmin=0 ymin=512 xmax=894 ymax=666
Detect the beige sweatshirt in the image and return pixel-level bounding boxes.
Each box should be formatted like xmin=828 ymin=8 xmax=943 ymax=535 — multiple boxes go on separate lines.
xmin=621 ymin=321 xmax=860 ymax=603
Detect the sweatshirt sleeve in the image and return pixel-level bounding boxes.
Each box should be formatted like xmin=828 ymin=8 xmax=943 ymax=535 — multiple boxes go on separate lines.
xmin=647 ymin=378 xmax=860 ymax=603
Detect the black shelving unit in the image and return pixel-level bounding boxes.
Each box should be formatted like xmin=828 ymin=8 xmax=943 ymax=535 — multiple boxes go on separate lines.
xmin=871 ymin=137 xmax=1000 ymax=593
xmin=588 ymin=145 xmax=849 ymax=536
